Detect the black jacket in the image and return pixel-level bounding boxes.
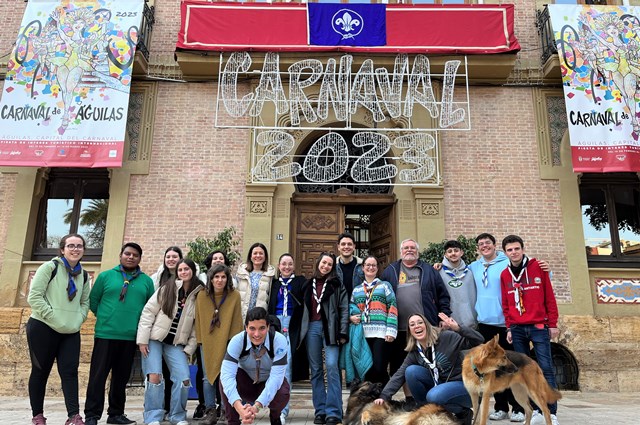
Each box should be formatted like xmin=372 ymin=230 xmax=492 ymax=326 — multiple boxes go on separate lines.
xmin=304 ymin=276 xmax=349 ymax=346
xmin=267 ymin=275 xmax=308 ymax=352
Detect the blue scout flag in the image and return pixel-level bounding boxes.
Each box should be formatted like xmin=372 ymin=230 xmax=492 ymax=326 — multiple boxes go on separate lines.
xmin=308 ymin=3 xmax=386 ymax=47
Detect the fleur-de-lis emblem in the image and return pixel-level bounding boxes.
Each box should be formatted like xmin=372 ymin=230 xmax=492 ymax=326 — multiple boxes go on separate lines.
xmin=331 ymin=9 xmax=364 ymax=40
xmin=335 ymin=12 xmax=360 ymax=33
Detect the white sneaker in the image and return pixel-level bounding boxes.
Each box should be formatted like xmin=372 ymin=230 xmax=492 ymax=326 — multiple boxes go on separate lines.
xmin=509 ymin=412 xmax=525 ymax=422
xmin=489 ymin=411 xmax=508 ymax=421
xmin=530 ymin=411 xmax=545 ymax=425
xmin=280 ymin=414 xmax=287 ymax=425
xmin=147 ymin=422 xmax=160 ymax=425
xmin=550 ymin=414 xmax=559 ymax=425
xmin=175 ymin=421 xmax=189 ymax=425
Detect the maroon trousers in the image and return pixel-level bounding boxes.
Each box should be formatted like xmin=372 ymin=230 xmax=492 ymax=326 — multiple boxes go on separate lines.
xmin=220 ymin=368 xmax=290 ymax=425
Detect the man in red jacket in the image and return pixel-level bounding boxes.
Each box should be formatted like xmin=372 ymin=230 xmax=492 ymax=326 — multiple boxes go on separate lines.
xmin=500 ymin=235 xmax=560 ymax=425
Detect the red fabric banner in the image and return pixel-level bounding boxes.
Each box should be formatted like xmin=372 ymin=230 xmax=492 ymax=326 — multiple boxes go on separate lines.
xmin=177 ymin=1 xmax=520 ymax=54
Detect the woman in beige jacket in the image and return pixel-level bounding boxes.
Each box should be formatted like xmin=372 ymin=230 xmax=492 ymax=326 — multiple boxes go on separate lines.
xmin=137 ymin=258 xmax=202 ymax=425
xmin=235 ymin=242 xmax=276 ymax=318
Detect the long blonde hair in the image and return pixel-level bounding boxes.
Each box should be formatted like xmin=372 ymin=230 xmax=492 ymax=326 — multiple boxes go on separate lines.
xmin=405 ymin=313 xmax=440 ymax=352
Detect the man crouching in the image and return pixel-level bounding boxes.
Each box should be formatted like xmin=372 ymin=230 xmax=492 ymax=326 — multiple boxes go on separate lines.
xmin=220 ymin=307 xmax=290 ymax=425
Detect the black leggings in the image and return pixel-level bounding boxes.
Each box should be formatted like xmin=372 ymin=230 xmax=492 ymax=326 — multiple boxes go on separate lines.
xmin=365 ymin=338 xmax=390 ymax=385
xmin=27 ymin=318 xmax=81 ymax=417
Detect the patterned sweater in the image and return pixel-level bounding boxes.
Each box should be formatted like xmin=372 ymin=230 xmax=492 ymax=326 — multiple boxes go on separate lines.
xmin=350 ymin=279 xmax=398 ymax=339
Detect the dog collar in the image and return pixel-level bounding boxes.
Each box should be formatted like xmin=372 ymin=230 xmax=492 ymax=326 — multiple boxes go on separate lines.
xmin=470 ymin=357 xmax=485 ymax=383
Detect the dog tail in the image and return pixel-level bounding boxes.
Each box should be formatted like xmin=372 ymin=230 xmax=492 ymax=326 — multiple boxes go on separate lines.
xmin=545 ymin=385 xmax=563 ymax=403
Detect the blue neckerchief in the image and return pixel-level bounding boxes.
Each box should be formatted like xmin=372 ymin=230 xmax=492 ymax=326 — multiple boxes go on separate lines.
xmin=118 ymin=265 xmax=141 ymax=302
xmin=61 ymin=257 xmax=82 ymax=301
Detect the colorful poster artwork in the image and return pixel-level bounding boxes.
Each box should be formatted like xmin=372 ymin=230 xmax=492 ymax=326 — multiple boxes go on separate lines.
xmin=0 ymin=0 xmax=144 ymax=167
xmin=549 ymin=5 xmax=640 ymax=172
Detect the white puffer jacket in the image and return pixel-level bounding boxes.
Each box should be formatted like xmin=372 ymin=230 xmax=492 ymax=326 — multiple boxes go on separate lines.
xmin=136 ymin=279 xmax=202 ymax=355
xmin=235 ymin=263 xmax=276 ymax=319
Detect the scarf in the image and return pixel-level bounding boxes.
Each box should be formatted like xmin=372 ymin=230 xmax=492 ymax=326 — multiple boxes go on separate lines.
xmin=119 ymin=265 xmax=141 ymax=302
xmin=313 ymin=278 xmax=327 ymax=314
xmin=442 ymin=264 xmax=469 ymax=288
xmin=279 ymin=275 xmax=294 ymax=317
xmin=60 ymin=257 xmax=82 ymax=301
xmin=507 ymin=256 xmax=529 ymax=316
xmin=362 ymin=278 xmax=380 ymax=323
xmin=417 ymin=344 xmax=439 ymax=385
xmin=482 ymin=257 xmax=500 ymax=288
xmin=209 ymin=290 xmax=228 ymax=331
xmin=252 ymin=344 xmax=268 ymax=383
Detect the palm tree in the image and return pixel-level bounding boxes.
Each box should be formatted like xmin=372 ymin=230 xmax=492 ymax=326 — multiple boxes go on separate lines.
xmin=64 ymin=198 xmax=109 ymax=248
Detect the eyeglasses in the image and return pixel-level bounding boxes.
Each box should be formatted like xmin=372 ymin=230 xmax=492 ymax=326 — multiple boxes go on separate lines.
xmin=364 ymin=264 xmax=378 ymax=268
xmin=65 ymin=244 xmax=85 ymax=250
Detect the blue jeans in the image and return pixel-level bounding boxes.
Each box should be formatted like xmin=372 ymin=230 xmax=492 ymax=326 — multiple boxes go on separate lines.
xmin=306 ymin=321 xmax=342 ymax=419
xmin=200 ymin=346 xmax=217 ymax=410
xmin=278 ymin=315 xmax=293 ymax=418
xmin=405 ymin=365 xmax=471 ymax=415
xmin=141 ymin=340 xmax=191 ymax=424
xmin=510 ymin=324 xmax=558 ymax=414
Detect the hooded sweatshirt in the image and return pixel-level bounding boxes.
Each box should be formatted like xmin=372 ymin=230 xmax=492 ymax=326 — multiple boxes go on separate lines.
xmin=468 ymin=251 xmax=509 ymax=326
xmin=438 ymin=257 xmax=477 ymax=328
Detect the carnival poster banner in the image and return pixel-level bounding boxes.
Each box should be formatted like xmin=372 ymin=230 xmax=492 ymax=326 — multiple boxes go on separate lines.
xmin=549 ymin=5 xmax=640 ymax=172
xmin=0 ymin=0 xmax=144 ymax=167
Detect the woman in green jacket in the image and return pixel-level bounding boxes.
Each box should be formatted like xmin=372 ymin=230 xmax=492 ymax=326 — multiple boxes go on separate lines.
xmin=27 ymin=233 xmax=91 ymax=425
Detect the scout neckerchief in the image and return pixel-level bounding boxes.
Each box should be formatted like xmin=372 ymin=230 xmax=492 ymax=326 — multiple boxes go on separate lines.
xmin=442 ymin=263 xmax=469 ymax=288
xmin=210 ymin=290 xmax=228 ymax=331
xmin=61 ymin=257 xmax=82 ymax=301
xmin=417 ymin=344 xmax=439 ymax=385
xmin=279 ymin=275 xmax=294 ymax=317
xmin=508 ymin=256 xmax=529 ymax=316
xmin=362 ymin=278 xmax=380 ymax=323
xmin=252 ymin=343 xmax=268 ymax=383
xmin=313 ymin=278 xmax=327 ymax=314
xmin=119 ymin=265 xmax=141 ymax=302
xmin=482 ymin=257 xmax=500 ymax=288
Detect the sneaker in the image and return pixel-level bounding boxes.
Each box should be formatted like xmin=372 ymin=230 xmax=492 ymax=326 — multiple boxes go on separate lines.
xmin=175 ymin=421 xmax=189 ymax=425
xmin=65 ymin=415 xmax=85 ymax=425
xmin=550 ymin=414 xmax=559 ymax=425
xmin=326 ymin=417 xmax=341 ymax=425
xmin=280 ymin=413 xmax=287 ymax=425
xmin=202 ymin=407 xmax=218 ymax=425
xmin=193 ymin=403 xmax=206 ymax=420
xmin=509 ymin=412 xmax=525 ymax=422
xmin=314 ymin=414 xmax=326 ymax=425
xmin=32 ymin=414 xmax=47 ymax=425
xmin=85 ymin=418 xmax=98 ymax=425
xmin=148 ymin=422 xmax=160 ymax=425
xmin=530 ymin=411 xmax=545 ymax=425
xmin=106 ymin=415 xmax=136 ymax=425
xmin=489 ymin=411 xmax=508 ymax=421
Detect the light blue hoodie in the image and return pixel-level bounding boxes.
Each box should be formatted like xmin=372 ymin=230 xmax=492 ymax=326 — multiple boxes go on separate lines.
xmin=468 ymin=251 xmax=509 ymax=326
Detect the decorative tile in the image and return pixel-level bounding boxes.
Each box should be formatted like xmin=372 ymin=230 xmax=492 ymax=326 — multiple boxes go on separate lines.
xmin=596 ymin=278 xmax=640 ymax=304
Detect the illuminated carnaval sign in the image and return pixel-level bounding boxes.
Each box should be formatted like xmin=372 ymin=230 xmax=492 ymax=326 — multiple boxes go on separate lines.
xmin=214 ymin=52 xmax=471 ymax=186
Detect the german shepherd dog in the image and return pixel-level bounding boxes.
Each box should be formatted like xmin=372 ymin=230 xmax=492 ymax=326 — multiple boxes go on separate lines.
xmin=462 ymin=335 xmax=562 ymax=425
xmin=344 ymin=380 xmax=461 ymax=425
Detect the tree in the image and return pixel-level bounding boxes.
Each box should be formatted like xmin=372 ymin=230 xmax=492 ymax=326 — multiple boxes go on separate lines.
xmin=64 ymin=199 xmax=109 ymax=248
xmin=419 ymin=235 xmax=478 ymax=266
xmin=186 ymin=226 xmax=241 ymax=272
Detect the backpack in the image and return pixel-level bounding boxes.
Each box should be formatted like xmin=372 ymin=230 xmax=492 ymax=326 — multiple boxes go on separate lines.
xmin=48 ymin=259 xmax=89 ymax=286
xmin=239 ymin=314 xmax=282 ymax=359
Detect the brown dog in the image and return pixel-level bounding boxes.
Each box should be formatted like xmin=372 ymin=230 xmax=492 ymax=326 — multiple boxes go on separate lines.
xmin=462 ymin=335 xmax=562 ymax=425
xmin=345 ymin=380 xmax=461 ymax=425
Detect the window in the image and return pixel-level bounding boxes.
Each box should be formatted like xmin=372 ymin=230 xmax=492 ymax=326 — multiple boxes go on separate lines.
xmin=33 ymin=168 xmax=110 ymax=261
xmin=580 ymin=173 xmax=640 ymax=266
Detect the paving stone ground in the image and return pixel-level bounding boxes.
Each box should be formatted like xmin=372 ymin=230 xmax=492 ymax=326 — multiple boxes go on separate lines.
xmin=3 ymin=390 xmax=638 ymax=425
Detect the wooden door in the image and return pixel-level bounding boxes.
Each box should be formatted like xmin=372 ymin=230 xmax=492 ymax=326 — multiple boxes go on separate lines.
xmin=293 ymin=203 xmax=344 ymax=277
xmin=369 ymin=205 xmax=395 ymax=270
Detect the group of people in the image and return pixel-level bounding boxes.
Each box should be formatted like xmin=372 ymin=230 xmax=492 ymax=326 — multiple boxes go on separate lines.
xmin=26 ymin=231 xmax=560 ymax=425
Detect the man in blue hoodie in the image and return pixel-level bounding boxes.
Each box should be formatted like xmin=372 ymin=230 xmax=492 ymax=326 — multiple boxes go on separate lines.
xmin=468 ymin=233 xmax=524 ymax=422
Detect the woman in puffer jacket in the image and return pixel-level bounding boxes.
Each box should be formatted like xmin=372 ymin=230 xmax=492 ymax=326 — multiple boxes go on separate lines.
xmin=137 ymin=258 xmax=202 ymax=425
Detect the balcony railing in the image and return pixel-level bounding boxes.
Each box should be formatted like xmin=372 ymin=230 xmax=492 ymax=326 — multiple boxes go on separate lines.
xmin=137 ymin=2 xmax=155 ymax=61
xmin=536 ymin=5 xmax=557 ymax=65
